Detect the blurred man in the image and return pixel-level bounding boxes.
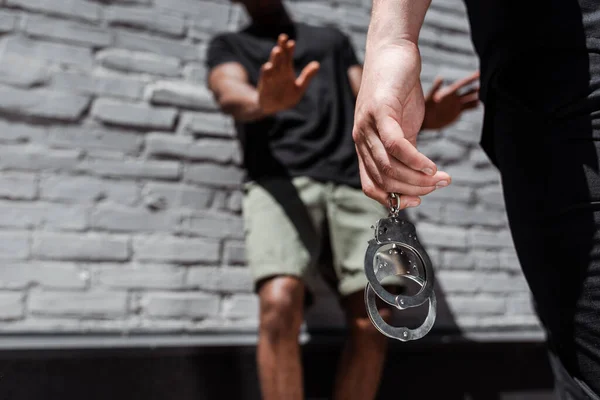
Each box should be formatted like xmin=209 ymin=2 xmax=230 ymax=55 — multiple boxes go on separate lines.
xmin=353 ymin=0 xmax=600 ymax=399
xmin=205 ymin=1 xmax=479 ymax=399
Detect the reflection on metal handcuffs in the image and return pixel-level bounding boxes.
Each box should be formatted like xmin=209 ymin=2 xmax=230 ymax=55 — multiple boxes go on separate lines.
xmin=364 ymin=193 xmax=437 ymax=342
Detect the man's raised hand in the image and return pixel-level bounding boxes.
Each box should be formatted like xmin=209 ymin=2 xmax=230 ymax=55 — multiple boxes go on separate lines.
xmin=257 ymin=34 xmax=320 ymax=115
xmin=421 ymin=71 xmax=480 ymax=130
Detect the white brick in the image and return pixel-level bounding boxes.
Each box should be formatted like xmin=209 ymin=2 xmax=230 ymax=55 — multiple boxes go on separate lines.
xmin=142 ymin=182 xmax=212 ymax=211
xmin=222 ymin=294 xmax=258 ymax=319
xmin=32 ymin=232 xmax=129 ymax=261
xmin=96 ymin=49 xmax=181 ymax=77
xmin=94 ymin=264 xmax=186 ymax=289
xmin=91 ymin=206 xmax=179 ymax=232
xmin=148 ymin=81 xmax=218 ymax=111
xmin=40 ymin=175 xmax=139 ymax=206
xmin=78 ymin=159 xmax=180 ymax=180
xmin=0 ymin=292 xmax=24 ymax=320
xmin=0 ymin=145 xmax=81 ymax=171
xmin=0 ymin=231 xmax=29 ymax=260
xmin=6 ymin=0 xmax=100 ymax=22
xmin=0 ymin=173 xmax=36 ymax=200
xmin=30 ymin=291 xmax=128 ymax=318
xmin=0 ymin=262 xmax=85 ymax=289
xmin=106 ymin=6 xmax=185 ymax=37
xmin=0 ymin=87 xmax=90 ymax=122
xmin=91 ymin=99 xmax=177 ymax=130
xmin=133 ymin=235 xmax=220 ymax=264
xmin=0 ymin=201 xmax=87 ymax=231
xmin=143 ymin=292 xmax=219 ymax=318
xmin=24 ymin=15 xmax=112 ymax=47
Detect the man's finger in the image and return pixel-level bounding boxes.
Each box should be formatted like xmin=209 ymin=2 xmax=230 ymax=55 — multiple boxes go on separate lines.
xmin=376 ymin=115 xmax=438 ymax=176
xmin=447 ymin=70 xmax=480 ymax=93
xmin=296 ymin=61 xmax=320 ymax=91
xmin=460 ymin=91 xmax=480 ymax=105
xmin=285 ymin=40 xmax=296 ymax=67
xmin=461 ymin=100 xmax=480 ymax=110
xmin=426 ymin=77 xmax=444 ymax=99
xmin=271 ymin=47 xmax=284 ymax=71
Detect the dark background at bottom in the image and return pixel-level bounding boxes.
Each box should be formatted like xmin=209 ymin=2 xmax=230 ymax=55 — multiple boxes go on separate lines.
xmin=0 ymin=339 xmax=556 ymax=400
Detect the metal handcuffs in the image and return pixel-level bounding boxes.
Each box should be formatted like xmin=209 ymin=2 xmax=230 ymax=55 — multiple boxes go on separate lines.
xmin=364 ymin=193 xmax=437 ymax=341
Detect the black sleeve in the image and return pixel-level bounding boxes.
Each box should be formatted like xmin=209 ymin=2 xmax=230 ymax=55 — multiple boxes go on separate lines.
xmin=340 ymin=33 xmax=361 ymax=69
xmin=205 ymin=34 xmax=239 ymax=71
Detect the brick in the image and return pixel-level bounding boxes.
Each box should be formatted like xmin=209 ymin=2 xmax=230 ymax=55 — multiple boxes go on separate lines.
xmin=210 ymin=190 xmax=227 ymax=209
xmin=182 ymin=211 xmax=244 ymax=239
xmin=24 ymin=15 xmax=112 ymax=47
xmin=0 ymin=121 xmax=46 ymax=143
xmin=416 ymin=222 xmax=467 ymax=248
xmin=78 ymin=159 xmax=181 ymax=180
xmin=0 ymin=231 xmax=29 ymax=260
xmin=0 ymin=292 xmax=24 ymax=320
xmin=40 ymin=175 xmax=139 ymax=205
xmin=0 ymin=201 xmax=87 ymax=231
xmin=48 ymin=126 xmax=142 ymax=155
xmin=437 ymin=271 xmax=529 ymax=294
xmin=478 ymin=186 xmax=505 ymax=210
xmin=115 ymin=29 xmax=200 ymax=61
xmin=0 ymin=145 xmax=81 ymax=171
xmin=97 ymin=49 xmax=181 ymax=77
xmin=106 ymin=6 xmax=185 ymax=37
xmin=286 ymin=2 xmax=338 ymax=25
xmin=447 ymin=295 xmax=505 ymax=315
xmin=145 ymin=133 xmax=238 ymax=163
xmin=441 ymin=251 xmax=473 ymax=269
xmin=0 ymin=173 xmax=36 ymax=200
xmin=471 ymin=250 xmax=502 ymax=269
xmin=499 ymin=250 xmax=522 ymax=271
xmin=29 ymin=291 xmax=128 ymax=318
xmin=91 ymin=206 xmax=179 ymax=232
xmin=155 ymin=0 xmax=230 ymax=23
xmin=0 ymin=54 xmax=51 ymax=88
xmin=32 ymin=232 xmax=129 ymax=261
xmin=0 ymin=262 xmax=85 ymax=289
xmin=415 ymin=201 xmax=443 ymax=223
xmin=468 ymin=228 xmax=514 ymax=249
xmin=445 ymin=162 xmax=501 ymax=186
xmin=51 ymin=71 xmax=145 ymax=100
xmin=469 ymin=147 xmax=492 ymax=166
xmin=228 ymin=191 xmax=243 ymax=213
xmin=91 ymin=99 xmax=177 ymax=130
xmin=6 ymin=0 xmax=100 ymax=22
xmin=183 ymin=63 xmax=207 ymax=84
xmin=187 ymin=267 xmax=253 ymax=293
xmin=445 ymin=119 xmax=484 ymax=145
xmin=94 ymin=264 xmax=186 ymax=289
xmin=471 ymin=315 xmax=541 ymax=330
xmin=142 ymin=182 xmax=212 ymax=211
xmin=179 ymin=112 xmax=235 ymax=138
xmin=419 ymin=138 xmax=466 ymax=162
xmin=443 ymin=203 xmax=507 ymax=227
xmin=506 ymin=294 xmax=536 ymax=315
xmin=148 ymin=81 xmax=219 ymax=111
xmin=224 ymin=241 xmax=246 ymax=265
xmin=143 ymin=292 xmax=219 ymax=318
xmin=1 ymin=36 xmax=93 ymax=68
xmin=0 ymin=87 xmax=90 ymax=122
xmin=184 ymin=165 xmax=244 ymax=188
xmin=0 ymin=10 xmax=18 ymax=33
xmin=222 ymin=294 xmax=258 ymax=319
xmin=133 ymin=235 xmax=220 ymax=264
xmin=421 ymin=184 xmax=472 ymax=203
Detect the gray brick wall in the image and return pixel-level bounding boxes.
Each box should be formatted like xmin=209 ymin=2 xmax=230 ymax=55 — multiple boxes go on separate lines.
xmin=0 ymin=0 xmax=541 ymax=338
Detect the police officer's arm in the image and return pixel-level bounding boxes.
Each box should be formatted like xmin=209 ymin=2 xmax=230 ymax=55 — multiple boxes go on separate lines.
xmin=352 ymin=0 xmax=455 ymax=207
xmin=208 ymin=34 xmax=319 ymax=123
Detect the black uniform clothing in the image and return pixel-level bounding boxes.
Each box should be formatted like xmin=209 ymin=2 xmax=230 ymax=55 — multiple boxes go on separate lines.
xmin=466 ymin=0 xmax=600 ymax=398
xmin=206 ymin=22 xmax=362 ymax=189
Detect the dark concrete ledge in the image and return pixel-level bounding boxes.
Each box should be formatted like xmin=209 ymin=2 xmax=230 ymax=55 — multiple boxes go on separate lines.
xmin=0 ymin=328 xmax=545 ymax=353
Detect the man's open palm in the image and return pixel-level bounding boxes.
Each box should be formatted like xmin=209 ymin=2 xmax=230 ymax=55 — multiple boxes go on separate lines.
xmin=258 ymin=34 xmax=320 ymax=115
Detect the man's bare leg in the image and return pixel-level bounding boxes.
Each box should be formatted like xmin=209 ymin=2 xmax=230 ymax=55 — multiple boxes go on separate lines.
xmin=333 ymin=291 xmax=391 ymax=400
xmin=256 ymin=276 xmax=305 ymax=400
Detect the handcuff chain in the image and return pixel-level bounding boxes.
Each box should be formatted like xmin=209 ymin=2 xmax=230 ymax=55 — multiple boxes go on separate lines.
xmin=388 ymin=193 xmax=400 ymax=217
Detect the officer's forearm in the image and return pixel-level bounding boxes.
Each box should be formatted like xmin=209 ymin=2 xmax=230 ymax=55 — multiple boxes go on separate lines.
xmin=368 ymin=0 xmax=431 ymax=49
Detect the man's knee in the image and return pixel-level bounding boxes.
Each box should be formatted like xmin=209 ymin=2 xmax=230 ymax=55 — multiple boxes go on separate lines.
xmin=258 ymin=276 xmax=305 ymax=340
xmin=344 ymin=291 xmax=392 ymax=341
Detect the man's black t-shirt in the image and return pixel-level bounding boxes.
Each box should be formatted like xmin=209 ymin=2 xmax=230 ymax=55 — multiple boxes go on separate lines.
xmin=206 ymin=22 xmax=362 ymax=188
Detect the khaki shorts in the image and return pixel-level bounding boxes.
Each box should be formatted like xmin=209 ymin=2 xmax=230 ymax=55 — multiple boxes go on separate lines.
xmin=242 ymin=176 xmax=395 ymax=302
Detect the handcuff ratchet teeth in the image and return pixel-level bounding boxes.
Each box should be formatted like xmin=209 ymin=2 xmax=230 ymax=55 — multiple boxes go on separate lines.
xmin=364 ymin=193 xmax=437 ymax=341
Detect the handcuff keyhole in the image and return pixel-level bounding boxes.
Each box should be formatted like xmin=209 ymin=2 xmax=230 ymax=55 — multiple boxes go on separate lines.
xmin=382 ymin=227 xmax=388 ymax=233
